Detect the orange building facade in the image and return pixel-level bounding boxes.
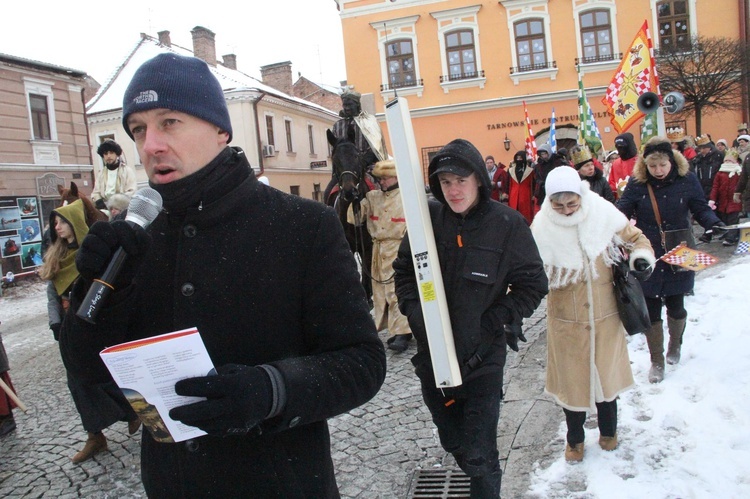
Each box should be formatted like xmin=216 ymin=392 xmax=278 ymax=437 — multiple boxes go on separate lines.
xmin=336 ymin=0 xmax=749 ymax=171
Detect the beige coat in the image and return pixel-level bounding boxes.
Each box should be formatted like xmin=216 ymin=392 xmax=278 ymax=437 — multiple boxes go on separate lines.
xmin=91 ymin=161 xmax=137 ymax=203
xmin=532 ymin=184 xmax=654 ymax=412
xmin=348 ymin=188 xmax=410 ymax=335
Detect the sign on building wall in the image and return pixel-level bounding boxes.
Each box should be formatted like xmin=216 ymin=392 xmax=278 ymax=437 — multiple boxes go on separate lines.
xmin=1 ymin=196 xmax=44 ymax=273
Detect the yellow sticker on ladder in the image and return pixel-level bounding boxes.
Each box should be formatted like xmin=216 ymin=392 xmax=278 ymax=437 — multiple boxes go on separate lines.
xmin=420 ymin=281 xmax=436 ymax=302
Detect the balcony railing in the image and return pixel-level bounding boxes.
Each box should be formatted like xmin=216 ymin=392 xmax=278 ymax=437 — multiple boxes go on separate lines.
xmin=380 ymin=79 xmax=424 ymax=92
xmin=574 ymin=53 xmax=622 ymax=66
xmin=509 ymin=61 xmax=557 ymax=74
xmin=439 ymin=70 xmax=485 ymax=83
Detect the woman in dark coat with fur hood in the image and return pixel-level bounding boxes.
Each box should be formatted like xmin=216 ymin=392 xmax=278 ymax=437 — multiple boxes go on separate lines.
xmin=617 ymin=137 xmax=724 ymax=384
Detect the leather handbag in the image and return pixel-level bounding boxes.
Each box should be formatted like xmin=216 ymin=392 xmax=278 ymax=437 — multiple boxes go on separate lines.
xmin=611 ymin=259 xmax=651 ymax=335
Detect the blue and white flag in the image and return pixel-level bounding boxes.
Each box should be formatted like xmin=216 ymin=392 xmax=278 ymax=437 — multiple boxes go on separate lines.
xmin=549 ymin=108 xmax=557 ymax=153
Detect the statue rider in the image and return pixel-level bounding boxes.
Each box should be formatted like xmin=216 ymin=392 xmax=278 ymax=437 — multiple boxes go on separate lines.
xmin=324 ymin=90 xmax=388 ymax=203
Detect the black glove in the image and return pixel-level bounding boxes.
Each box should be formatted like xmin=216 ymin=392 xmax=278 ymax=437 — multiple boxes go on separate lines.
xmin=631 ymin=258 xmax=653 ymax=282
xmin=95 ymin=198 xmax=107 ymax=210
xmin=50 ymin=323 xmax=61 ymax=341
xmin=504 ymin=323 xmax=527 ymax=352
xmin=711 ymin=222 xmax=728 ymax=236
xmin=169 ymin=364 xmax=273 ymax=436
xmin=76 ymin=221 xmax=151 ymax=288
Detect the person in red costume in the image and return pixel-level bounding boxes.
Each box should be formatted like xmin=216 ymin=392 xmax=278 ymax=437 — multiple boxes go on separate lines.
xmin=507 ymin=150 xmax=536 ymax=224
xmin=485 ymin=155 xmax=509 ymax=203
xmin=608 ymin=133 xmax=638 ymax=199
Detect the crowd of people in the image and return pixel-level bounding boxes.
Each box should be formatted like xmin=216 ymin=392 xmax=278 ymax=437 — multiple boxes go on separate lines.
xmin=1 ymin=51 xmax=747 ymax=498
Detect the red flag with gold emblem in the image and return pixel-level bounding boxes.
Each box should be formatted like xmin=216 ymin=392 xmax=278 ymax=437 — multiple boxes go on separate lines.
xmin=601 ymin=21 xmax=660 ymax=134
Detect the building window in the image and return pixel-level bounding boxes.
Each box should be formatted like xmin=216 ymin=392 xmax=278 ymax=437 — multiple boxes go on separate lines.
xmin=514 ymin=19 xmax=547 ymax=71
xmin=445 ymin=30 xmax=477 ymax=80
xmin=29 ymin=94 xmax=51 ymax=140
xmin=290 ymin=185 xmax=300 ymax=196
xmin=657 ymin=0 xmax=690 ymax=49
xmin=308 ymin=124 xmax=315 ymax=154
xmin=313 ymin=183 xmax=322 ymax=202
xmin=265 ymin=115 xmax=275 ymax=147
xmin=285 ymin=119 xmax=293 ymax=153
xmin=580 ymin=10 xmax=613 ymax=63
xmin=387 ymin=39 xmax=417 ymax=88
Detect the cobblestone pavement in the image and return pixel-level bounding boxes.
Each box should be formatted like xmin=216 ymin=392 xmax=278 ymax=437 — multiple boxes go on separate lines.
xmin=0 ymin=226 xmax=738 ymax=497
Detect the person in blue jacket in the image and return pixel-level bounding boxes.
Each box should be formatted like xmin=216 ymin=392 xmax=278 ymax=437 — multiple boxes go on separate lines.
xmin=617 ymin=136 xmax=725 ymax=383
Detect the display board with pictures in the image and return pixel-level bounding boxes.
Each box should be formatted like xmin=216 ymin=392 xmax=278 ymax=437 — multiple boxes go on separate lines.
xmin=1 ymin=196 xmax=45 ymax=270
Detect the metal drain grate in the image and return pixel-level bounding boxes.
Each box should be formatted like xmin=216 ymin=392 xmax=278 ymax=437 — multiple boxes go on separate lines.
xmin=408 ymin=468 xmax=471 ymax=498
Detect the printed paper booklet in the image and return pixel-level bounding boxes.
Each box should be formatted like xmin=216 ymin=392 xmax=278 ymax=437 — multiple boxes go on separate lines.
xmin=99 ymin=327 xmax=215 ymax=443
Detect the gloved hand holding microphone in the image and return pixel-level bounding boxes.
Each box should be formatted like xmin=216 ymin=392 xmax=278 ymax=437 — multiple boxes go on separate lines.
xmin=76 ymin=188 xmax=162 ymax=323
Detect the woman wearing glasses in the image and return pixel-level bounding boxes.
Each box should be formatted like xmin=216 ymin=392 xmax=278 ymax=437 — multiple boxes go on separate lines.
xmin=531 ymin=166 xmax=655 ymax=462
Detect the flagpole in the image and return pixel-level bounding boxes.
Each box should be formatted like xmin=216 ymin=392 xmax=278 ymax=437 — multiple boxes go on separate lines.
xmin=657 ymin=107 xmax=667 ymax=137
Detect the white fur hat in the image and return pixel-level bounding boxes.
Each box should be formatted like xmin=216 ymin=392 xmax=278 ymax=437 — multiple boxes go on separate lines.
xmin=545 ymin=166 xmax=582 ymax=198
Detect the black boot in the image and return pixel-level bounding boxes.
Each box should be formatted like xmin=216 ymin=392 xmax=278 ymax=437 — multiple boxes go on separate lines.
xmin=388 ymin=334 xmax=412 ymax=352
xmin=0 ymin=414 xmax=16 ymax=437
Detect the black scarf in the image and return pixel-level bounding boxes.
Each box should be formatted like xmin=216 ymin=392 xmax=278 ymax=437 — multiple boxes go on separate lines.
xmin=150 ymin=147 xmax=249 ymax=215
xmin=106 ymin=159 xmax=121 ymax=171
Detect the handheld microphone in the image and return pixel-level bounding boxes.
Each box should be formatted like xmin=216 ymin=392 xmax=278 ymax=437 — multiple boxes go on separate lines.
xmin=76 ymin=188 xmax=163 ymax=324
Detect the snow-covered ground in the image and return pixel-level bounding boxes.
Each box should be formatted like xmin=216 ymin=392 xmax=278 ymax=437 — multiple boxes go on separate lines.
xmin=529 ymin=258 xmax=750 ymax=498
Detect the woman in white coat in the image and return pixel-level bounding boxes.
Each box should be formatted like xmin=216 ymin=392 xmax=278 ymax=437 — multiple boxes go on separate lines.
xmin=531 ymin=167 xmax=655 ymax=462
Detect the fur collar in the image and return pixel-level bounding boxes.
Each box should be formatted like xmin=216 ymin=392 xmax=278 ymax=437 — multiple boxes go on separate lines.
xmin=531 ymin=182 xmax=628 ymax=289
xmin=632 ymin=145 xmax=690 ymax=183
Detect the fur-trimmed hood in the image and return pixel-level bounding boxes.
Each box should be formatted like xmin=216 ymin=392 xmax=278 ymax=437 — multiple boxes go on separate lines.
xmin=631 ymin=138 xmax=690 ymax=183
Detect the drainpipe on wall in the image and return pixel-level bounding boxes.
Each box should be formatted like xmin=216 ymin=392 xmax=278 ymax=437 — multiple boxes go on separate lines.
xmin=81 ymin=86 xmax=95 ymax=190
xmin=253 ymin=92 xmax=267 ymax=175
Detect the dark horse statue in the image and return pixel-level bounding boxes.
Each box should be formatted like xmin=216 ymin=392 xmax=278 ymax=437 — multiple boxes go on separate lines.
xmin=326 ymin=129 xmax=374 ymax=304
xmin=57 ymin=182 xmax=108 ymax=226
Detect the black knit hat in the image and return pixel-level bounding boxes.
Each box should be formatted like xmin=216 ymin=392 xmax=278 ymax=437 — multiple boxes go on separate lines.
xmin=96 ymin=139 xmax=122 ymax=157
xmin=122 ymin=53 xmax=232 ymax=142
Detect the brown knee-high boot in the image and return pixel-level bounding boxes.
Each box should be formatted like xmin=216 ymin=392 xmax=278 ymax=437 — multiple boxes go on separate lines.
xmin=666 ymin=316 xmax=686 ymax=365
xmin=645 ymin=321 xmax=665 ymax=383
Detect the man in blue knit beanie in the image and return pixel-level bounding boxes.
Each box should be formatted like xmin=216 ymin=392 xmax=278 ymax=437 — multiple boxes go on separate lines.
xmin=61 ymin=52 xmax=386 ymax=496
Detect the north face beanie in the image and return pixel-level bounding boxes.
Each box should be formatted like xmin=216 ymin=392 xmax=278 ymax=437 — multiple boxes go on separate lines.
xmin=122 ymin=53 xmax=232 ymax=142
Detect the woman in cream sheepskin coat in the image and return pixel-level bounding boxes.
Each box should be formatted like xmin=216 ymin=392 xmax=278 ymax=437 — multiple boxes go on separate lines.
xmin=531 ymin=167 xmax=655 ymax=462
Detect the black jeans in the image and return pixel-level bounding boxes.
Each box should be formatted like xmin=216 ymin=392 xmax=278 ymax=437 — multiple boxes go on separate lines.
xmin=563 ymin=399 xmax=617 ymax=446
xmin=421 ymin=382 xmax=502 ymax=498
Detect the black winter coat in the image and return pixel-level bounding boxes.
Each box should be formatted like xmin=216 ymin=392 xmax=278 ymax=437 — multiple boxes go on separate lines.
xmin=393 ymin=141 xmax=548 ymax=396
xmin=61 ymin=148 xmax=385 ymax=498
xmin=534 ymin=154 xmax=570 ymax=206
xmin=581 ymin=167 xmax=615 ymax=204
xmin=690 ymin=149 xmax=723 ymax=199
xmin=618 ymin=151 xmax=721 ymax=298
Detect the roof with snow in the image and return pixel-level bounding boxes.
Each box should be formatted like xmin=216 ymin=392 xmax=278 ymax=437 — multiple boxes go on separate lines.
xmin=86 ymin=34 xmax=336 ymax=117
xmin=0 ymin=52 xmax=87 ymax=78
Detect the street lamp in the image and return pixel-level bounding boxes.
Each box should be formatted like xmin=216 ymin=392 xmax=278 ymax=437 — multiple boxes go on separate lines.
xmin=503 ymin=134 xmax=511 ymax=151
